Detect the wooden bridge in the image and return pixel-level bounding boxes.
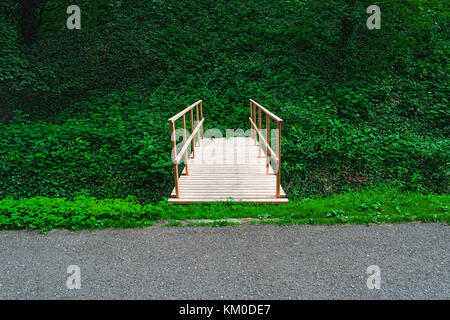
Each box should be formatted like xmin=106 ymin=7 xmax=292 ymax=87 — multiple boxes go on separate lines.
xmin=168 ymin=99 xmax=288 ymax=204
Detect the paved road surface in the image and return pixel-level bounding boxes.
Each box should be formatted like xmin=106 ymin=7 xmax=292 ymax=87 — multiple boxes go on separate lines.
xmin=0 ymin=223 xmax=448 ymax=299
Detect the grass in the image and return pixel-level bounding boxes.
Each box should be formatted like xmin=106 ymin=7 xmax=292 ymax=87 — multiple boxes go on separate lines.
xmin=163 ymin=221 xmax=185 ymax=227
xmin=0 ymin=187 xmax=448 ymax=232
xmin=160 ymin=187 xmax=449 ymax=225
xmin=185 ymin=221 xmax=242 ymax=227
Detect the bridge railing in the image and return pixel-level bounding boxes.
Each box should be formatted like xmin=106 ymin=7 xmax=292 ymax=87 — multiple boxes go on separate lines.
xmin=249 ymin=99 xmax=283 ymax=198
xmin=168 ymin=100 xmax=204 ymax=198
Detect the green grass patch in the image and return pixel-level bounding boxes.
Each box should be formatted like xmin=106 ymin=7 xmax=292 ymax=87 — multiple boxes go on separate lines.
xmin=0 ymin=187 xmax=448 ymax=232
xmin=160 ymin=187 xmax=449 ymax=225
xmin=187 ymin=220 xmax=241 ymax=227
xmin=163 ymin=221 xmax=184 ymax=227
xmin=0 ymin=196 xmax=160 ymax=232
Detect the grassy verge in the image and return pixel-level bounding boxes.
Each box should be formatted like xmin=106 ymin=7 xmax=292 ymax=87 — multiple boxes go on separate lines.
xmin=160 ymin=187 xmax=449 ymax=225
xmin=0 ymin=187 xmax=448 ymax=232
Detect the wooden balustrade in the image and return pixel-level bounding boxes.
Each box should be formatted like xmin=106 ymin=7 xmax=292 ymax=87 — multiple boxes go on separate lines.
xmin=249 ymin=99 xmax=283 ymax=198
xmin=168 ymin=100 xmax=204 ymax=198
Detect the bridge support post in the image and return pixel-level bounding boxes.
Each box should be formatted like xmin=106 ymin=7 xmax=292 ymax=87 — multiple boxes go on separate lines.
xmin=200 ymin=101 xmax=204 ymax=139
xmin=190 ymin=109 xmax=195 ymax=158
xmin=258 ymin=107 xmax=262 ymax=157
xmin=253 ymin=104 xmax=257 ymax=146
xmin=196 ymin=103 xmax=201 ymax=147
xmin=182 ymin=114 xmax=189 ymax=175
xmin=276 ymin=122 xmax=282 ymax=198
xmin=250 ymin=101 xmax=253 ymax=141
xmin=266 ymin=114 xmax=270 ymax=174
xmin=169 ymin=121 xmax=180 ymax=198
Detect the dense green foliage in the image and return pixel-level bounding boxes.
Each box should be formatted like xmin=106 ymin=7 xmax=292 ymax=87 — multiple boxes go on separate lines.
xmin=0 ymin=188 xmax=448 ymax=232
xmin=0 ymin=195 xmax=160 ymax=231
xmin=0 ymin=93 xmax=173 ymax=201
xmin=0 ymin=0 xmax=448 ymax=204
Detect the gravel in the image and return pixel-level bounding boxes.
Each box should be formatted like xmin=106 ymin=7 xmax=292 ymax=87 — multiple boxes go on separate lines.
xmin=0 ymin=223 xmax=448 ymax=299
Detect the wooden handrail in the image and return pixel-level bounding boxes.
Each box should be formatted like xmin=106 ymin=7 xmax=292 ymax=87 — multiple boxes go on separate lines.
xmin=249 ymin=99 xmax=283 ymax=123
xmin=168 ymin=100 xmax=202 ymax=123
xmin=168 ymin=100 xmax=204 ymax=198
xmin=174 ymin=118 xmax=204 ymax=164
xmin=249 ymin=99 xmax=283 ymax=198
xmin=249 ymin=117 xmax=278 ymax=162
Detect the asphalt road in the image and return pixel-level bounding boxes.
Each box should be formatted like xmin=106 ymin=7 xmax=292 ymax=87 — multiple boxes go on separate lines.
xmin=0 ymin=223 xmax=448 ymax=299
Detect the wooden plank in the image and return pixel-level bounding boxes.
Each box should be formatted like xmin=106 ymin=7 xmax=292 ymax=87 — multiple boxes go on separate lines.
xmin=172 ymin=190 xmax=286 ymax=194
xmin=174 ymin=191 xmax=281 ymax=193
xmin=172 ymin=194 xmax=287 ymax=197
xmin=168 ymin=198 xmax=289 ymax=204
xmin=177 ymin=187 xmax=282 ymax=189
xmin=171 ymin=193 xmax=287 ymax=198
xmin=178 ymin=176 xmax=277 ymax=178
xmin=179 ymin=177 xmax=275 ymax=180
xmin=170 ymin=187 xmax=287 ymax=193
xmin=174 ymin=184 xmax=284 ymax=188
xmin=184 ymin=171 xmax=274 ymax=174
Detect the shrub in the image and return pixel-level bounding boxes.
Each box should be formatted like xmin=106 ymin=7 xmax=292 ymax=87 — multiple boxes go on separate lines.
xmin=0 ymin=196 xmax=162 ymax=232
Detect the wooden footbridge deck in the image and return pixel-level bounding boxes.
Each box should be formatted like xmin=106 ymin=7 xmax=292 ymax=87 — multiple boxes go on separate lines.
xmin=168 ymin=99 xmax=288 ymax=204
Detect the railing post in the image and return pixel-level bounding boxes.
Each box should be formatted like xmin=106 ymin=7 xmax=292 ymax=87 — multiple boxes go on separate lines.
xmin=182 ymin=114 xmax=189 ymax=175
xmin=253 ymin=105 xmax=257 ymax=146
xmin=258 ymin=107 xmax=262 ymax=157
xmin=190 ymin=108 xmax=195 ymax=158
xmin=276 ymin=121 xmax=282 ymax=198
xmin=250 ymin=100 xmax=253 ymax=141
xmin=266 ymin=114 xmax=270 ymax=174
xmin=169 ymin=121 xmax=179 ymax=198
xmin=196 ymin=102 xmax=201 ymax=147
xmin=200 ymin=100 xmax=204 ymax=139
